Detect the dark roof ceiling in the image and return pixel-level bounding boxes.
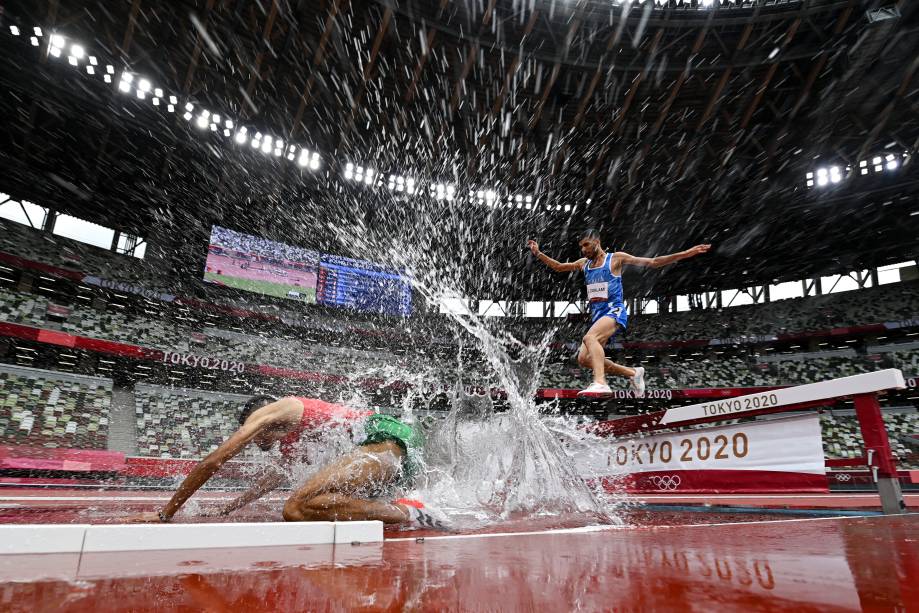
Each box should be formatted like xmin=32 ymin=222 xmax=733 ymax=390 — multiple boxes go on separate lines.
xmin=0 ymin=0 xmax=917 ymax=302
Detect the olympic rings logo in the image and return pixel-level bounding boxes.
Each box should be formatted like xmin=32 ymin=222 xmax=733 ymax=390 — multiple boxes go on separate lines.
xmin=834 ymin=473 xmax=852 ymax=482
xmin=648 ymin=475 xmax=682 ymax=491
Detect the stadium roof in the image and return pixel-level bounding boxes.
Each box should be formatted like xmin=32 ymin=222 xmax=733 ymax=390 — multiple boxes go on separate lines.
xmin=0 ymin=0 xmax=917 ymax=301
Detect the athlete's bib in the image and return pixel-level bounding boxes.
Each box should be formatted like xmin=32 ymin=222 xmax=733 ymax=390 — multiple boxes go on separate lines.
xmin=587 ymin=282 xmax=609 ymax=302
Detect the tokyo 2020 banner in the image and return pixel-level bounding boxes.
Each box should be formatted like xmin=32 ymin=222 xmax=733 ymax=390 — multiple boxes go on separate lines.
xmin=578 ymin=414 xmax=828 ymax=494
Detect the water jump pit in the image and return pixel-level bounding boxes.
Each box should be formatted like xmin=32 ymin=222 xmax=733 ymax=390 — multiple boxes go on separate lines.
xmin=0 ymin=370 xmax=917 ymax=610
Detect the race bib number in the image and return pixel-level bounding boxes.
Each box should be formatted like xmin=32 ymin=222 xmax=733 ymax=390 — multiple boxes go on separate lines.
xmin=587 ymin=282 xmax=608 ymax=302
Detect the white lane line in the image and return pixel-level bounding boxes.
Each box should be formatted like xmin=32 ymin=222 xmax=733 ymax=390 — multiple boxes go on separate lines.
xmin=385 ymin=515 xmax=882 ymax=543
xmin=0 ymin=496 xmax=290 ymax=502
xmin=632 ymin=494 xmax=888 ymax=499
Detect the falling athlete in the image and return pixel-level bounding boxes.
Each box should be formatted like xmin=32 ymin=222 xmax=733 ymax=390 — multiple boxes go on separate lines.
xmin=127 ymin=395 xmax=446 ymax=528
xmin=528 ymin=230 xmax=711 ymax=396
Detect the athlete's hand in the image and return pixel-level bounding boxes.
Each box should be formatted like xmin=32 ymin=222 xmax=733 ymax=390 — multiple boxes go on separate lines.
xmin=527 ymin=239 xmax=540 ymax=255
xmin=124 ymin=511 xmax=166 ymax=524
xmin=685 ymin=244 xmax=712 ymax=258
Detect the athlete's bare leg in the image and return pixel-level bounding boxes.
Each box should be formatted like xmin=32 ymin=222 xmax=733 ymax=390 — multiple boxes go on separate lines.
xmin=577 ymin=317 xmax=636 ymax=385
xmin=282 ymin=441 xmax=409 ymax=524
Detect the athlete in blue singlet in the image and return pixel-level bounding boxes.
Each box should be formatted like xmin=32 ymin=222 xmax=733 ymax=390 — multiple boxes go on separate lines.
xmin=528 ymin=229 xmax=710 ymax=396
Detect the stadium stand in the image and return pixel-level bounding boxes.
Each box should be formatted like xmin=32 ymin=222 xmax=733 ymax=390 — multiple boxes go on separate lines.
xmin=0 ymin=364 xmax=111 ymax=449
xmin=821 ymin=410 xmax=919 ymax=469
xmin=133 ymin=384 xmax=257 ymax=459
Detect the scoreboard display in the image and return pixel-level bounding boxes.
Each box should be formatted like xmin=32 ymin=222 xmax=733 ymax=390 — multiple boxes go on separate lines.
xmin=316 ymin=254 xmax=412 ymax=316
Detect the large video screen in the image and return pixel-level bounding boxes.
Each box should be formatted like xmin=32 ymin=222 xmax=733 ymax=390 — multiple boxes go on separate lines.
xmin=204 ymin=226 xmax=412 ymax=315
xmin=317 ymin=254 xmax=412 ymax=316
xmin=204 ymin=226 xmax=319 ymax=304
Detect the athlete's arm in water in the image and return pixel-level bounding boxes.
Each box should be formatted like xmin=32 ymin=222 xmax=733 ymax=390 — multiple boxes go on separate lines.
xmin=614 ymin=244 xmax=711 ymax=269
xmin=209 ymin=466 xmax=287 ymax=517
xmin=126 ymin=404 xmax=293 ymax=523
xmin=527 ymin=239 xmax=587 ymax=272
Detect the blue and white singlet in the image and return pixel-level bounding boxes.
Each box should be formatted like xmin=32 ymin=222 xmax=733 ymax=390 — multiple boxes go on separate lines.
xmin=583 ymin=252 xmax=628 ymax=329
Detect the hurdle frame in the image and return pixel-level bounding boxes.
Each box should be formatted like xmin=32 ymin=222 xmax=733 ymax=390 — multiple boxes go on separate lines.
xmin=590 ymin=369 xmax=908 ymax=514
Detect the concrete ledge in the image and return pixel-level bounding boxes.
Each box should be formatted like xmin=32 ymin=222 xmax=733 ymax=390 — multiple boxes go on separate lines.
xmin=334 ymin=521 xmax=383 ymax=544
xmin=0 ymin=524 xmax=89 ymax=554
xmin=82 ymin=521 xmax=336 ymax=552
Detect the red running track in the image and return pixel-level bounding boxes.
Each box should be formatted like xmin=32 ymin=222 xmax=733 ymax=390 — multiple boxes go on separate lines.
xmin=0 ymin=514 xmax=916 ymax=611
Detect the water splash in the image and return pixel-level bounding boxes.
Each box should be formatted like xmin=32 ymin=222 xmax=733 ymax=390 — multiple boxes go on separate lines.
xmin=330 ymin=214 xmax=625 ymax=526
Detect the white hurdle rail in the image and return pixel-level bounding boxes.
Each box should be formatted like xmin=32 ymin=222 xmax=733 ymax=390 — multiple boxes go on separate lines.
xmin=657 ymin=369 xmax=906 ymax=426
xmin=598 ymin=369 xmax=908 ymax=514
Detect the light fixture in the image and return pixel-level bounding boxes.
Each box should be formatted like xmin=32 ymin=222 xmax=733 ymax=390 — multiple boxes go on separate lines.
xmin=9 ymin=26 xmax=20 ymax=36
xmin=118 ymin=73 xmax=132 ymax=93
xmin=70 ymin=44 xmax=84 ymax=59
xmin=30 ymin=36 xmax=39 ymax=46
xmin=33 ymin=27 xmax=43 ymax=37
xmin=50 ymin=34 xmax=65 ymax=49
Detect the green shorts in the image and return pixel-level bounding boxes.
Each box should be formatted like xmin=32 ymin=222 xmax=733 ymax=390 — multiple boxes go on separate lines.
xmin=359 ymin=414 xmax=422 ymax=486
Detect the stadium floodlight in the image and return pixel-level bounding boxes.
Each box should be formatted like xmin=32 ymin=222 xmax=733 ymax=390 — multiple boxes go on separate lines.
xmin=886 ymin=154 xmax=898 ymax=170
xmin=169 ymin=95 xmax=178 ymax=104
xmin=118 ymin=76 xmax=132 ymax=93
xmin=103 ymin=74 xmax=111 ymax=83
xmin=154 ymin=87 xmax=163 ymax=98
xmin=873 ymin=156 xmax=883 ymax=172
xmin=364 ymin=169 xmax=375 ymax=185
xmin=196 ymin=114 xmax=209 ymax=129
xmin=49 ymin=45 xmax=62 ymax=58
xmin=260 ymin=138 xmax=272 ymax=154
xmin=816 ymin=168 xmax=829 ymax=187
xmin=309 ymin=155 xmax=320 ymax=170
xmin=30 ymin=37 xmax=39 ymax=46
xmin=89 ymin=56 xmax=98 ymax=66
xmin=829 ymin=166 xmax=842 ymax=184
xmin=67 ymin=54 xmax=78 ymax=66
xmin=50 ymin=34 xmax=65 ymax=49
xmin=183 ymin=111 xmax=193 ymax=121
xmin=34 ymin=27 xmax=43 ymax=37
xmin=138 ymin=78 xmax=151 ymax=93
xmin=86 ymin=65 xmax=95 ymax=75
xmin=234 ymin=128 xmax=247 ymax=144
xmin=70 ymin=44 xmax=84 ymax=59
xmin=152 ymin=96 xmax=159 ymax=105
xmin=167 ymin=104 xmax=175 ymax=112
xmin=106 ymin=65 xmax=115 ymax=74
xmin=225 ymin=119 xmax=233 ymax=129
xmin=10 ymin=26 xmax=20 ymax=36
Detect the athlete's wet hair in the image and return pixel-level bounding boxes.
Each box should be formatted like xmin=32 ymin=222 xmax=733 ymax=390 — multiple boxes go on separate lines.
xmin=579 ymin=228 xmax=601 ymax=242
xmin=239 ymin=394 xmax=278 ymax=425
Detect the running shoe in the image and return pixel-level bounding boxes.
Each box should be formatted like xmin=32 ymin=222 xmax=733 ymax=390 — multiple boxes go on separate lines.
xmin=577 ymin=382 xmax=613 ymax=397
xmin=394 ymin=498 xmax=451 ymax=530
xmin=630 ymin=366 xmax=646 ymax=398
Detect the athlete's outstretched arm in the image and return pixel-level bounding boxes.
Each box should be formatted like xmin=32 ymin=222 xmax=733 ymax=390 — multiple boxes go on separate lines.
xmin=126 ymin=407 xmax=283 ymax=523
xmin=616 ymin=244 xmax=711 ymax=269
xmin=527 ymin=239 xmax=587 ymax=273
